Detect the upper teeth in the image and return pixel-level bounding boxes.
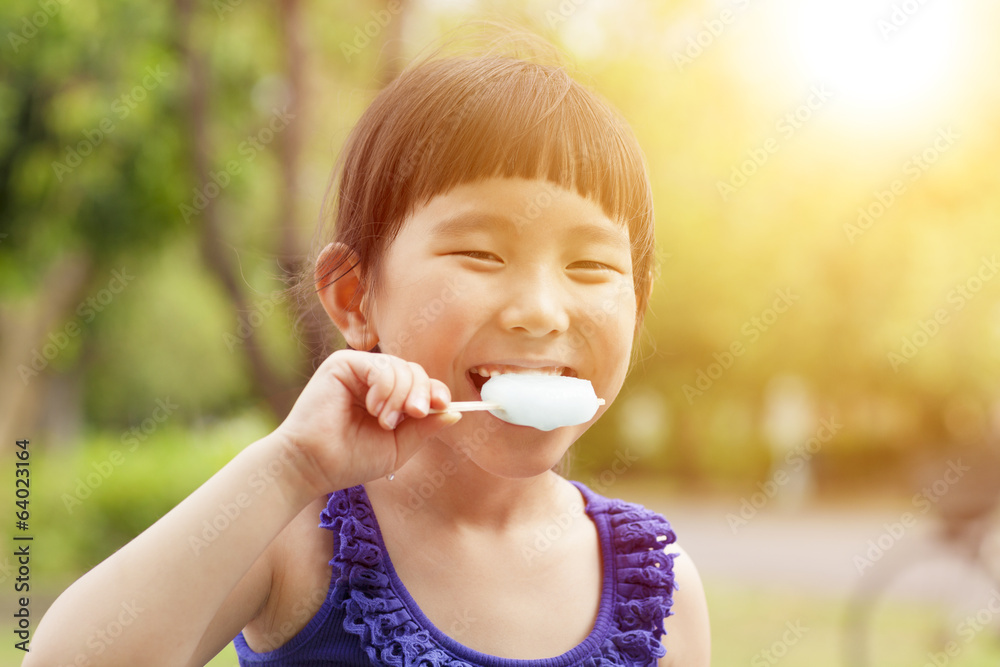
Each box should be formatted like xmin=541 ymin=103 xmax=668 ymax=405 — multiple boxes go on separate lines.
xmin=470 ymin=365 xmax=566 ymax=378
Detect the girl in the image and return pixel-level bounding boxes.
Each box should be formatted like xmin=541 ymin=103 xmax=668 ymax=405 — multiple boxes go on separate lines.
xmin=27 ymin=30 xmax=710 ymax=667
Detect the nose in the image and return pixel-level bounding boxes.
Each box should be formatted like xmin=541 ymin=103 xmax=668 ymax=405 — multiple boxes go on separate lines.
xmin=497 ymin=269 xmax=571 ymax=337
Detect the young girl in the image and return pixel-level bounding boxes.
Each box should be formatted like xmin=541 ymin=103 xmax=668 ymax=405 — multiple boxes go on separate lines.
xmin=27 ymin=32 xmax=710 ymax=667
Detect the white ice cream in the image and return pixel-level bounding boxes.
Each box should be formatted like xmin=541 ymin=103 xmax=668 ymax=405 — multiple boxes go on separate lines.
xmin=480 ymin=374 xmax=602 ymax=431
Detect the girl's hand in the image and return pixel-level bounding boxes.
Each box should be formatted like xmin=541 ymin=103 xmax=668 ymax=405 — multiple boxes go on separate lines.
xmin=273 ymin=349 xmax=460 ymax=498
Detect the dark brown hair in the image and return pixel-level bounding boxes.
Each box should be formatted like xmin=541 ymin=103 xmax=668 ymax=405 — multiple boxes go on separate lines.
xmin=309 ymin=27 xmax=656 ymax=345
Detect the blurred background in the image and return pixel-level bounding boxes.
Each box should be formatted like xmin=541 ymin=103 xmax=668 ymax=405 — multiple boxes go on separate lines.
xmin=3 ymin=0 xmax=1000 ymax=664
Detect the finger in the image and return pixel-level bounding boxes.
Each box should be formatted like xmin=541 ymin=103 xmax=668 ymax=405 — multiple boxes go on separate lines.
xmin=364 ymin=355 xmax=397 ymax=420
xmin=429 ymin=378 xmax=452 ymax=410
xmin=378 ymin=358 xmax=415 ymax=430
xmin=329 ymin=349 xmax=373 ymax=395
xmin=402 ymin=362 xmax=432 ymax=417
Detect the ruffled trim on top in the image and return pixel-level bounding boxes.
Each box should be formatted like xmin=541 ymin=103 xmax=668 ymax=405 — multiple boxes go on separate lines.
xmin=584 ymin=489 xmax=677 ymax=666
xmin=319 ymin=484 xmax=677 ymax=667
xmin=319 ymin=488 xmax=436 ymax=667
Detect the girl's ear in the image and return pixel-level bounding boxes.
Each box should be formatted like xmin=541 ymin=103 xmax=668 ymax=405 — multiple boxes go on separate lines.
xmin=315 ymin=242 xmax=379 ymax=351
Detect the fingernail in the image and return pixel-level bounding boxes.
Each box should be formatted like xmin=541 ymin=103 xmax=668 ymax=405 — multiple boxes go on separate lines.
xmin=431 ymin=385 xmax=449 ymax=407
xmin=386 ymin=411 xmax=402 ymax=428
xmin=373 ymin=400 xmax=385 ymax=415
xmin=416 ymin=395 xmax=430 ymax=415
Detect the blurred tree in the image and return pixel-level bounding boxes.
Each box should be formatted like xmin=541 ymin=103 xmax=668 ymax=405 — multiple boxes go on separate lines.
xmin=0 ymin=0 xmax=188 ymax=444
xmin=1 ymin=0 xmax=415 ymax=446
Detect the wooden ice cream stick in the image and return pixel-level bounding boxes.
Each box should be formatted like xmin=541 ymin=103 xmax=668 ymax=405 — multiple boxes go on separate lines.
xmin=430 ymin=398 xmax=604 ymax=414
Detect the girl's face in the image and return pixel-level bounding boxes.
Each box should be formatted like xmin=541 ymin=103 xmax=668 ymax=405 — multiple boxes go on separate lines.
xmin=369 ymin=177 xmax=638 ymax=477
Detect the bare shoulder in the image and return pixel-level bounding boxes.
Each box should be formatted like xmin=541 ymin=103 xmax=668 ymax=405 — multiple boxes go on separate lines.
xmin=187 ymin=496 xmax=332 ymax=665
xmin=659 ymin=542 xmax=711 ymax=667
xmin=240 ymin=495 xmax=333 ymax=653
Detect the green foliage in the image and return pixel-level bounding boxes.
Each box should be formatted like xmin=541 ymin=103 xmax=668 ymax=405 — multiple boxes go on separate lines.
xmin=80 ymin=236 xmax=299 ymax=425
xmin=0 ymin=0 xmax=188 ymax=285
xmin=4 ymin=412 xmax=271 ymax=578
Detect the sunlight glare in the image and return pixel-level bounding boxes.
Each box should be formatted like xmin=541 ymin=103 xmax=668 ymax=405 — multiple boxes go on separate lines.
xmin=789 ymin=0 xmax=962 ymax=117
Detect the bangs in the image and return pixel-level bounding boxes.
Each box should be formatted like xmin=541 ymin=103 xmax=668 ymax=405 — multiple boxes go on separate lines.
xmin=342 ymin=56 xmax=653 ymax=245
xmin=398 ymin=59 xmax=651 ymax=231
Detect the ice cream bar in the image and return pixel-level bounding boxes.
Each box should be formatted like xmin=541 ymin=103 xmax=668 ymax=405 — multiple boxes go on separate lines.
xmin=479 ymin=374 xmax=603 ymax=431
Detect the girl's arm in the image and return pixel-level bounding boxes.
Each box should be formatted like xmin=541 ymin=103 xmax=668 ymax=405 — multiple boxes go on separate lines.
xmin=24 ymin=432 xmax=315 ymax=667
xmin=24 ymin=350 xmax=457 ymax=667
xmin=660 ymin=543 xmax=712 ymax=667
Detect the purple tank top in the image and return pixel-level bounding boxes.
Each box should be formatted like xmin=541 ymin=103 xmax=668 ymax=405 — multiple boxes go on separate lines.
xmin=233 ymin=481 xmax=677 ymax=666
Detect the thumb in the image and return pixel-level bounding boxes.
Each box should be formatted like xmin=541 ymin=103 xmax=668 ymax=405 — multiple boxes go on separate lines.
xmin=392 ymin=411 xmax=462 ymax=471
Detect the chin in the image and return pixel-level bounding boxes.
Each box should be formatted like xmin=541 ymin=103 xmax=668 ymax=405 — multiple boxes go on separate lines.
xmin=445 ymin=416 xmax=577 ymax=479
xmin=474 ymin=457 xmax=565 ymax=481
xmin=470 ymin=427 xmax=572 ymax=479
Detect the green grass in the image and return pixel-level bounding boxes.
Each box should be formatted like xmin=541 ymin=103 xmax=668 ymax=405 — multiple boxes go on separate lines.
xmin=706 ymin=580 xmax=1000 ymax=667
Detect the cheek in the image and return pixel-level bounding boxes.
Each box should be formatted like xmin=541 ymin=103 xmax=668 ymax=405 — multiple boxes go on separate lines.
xmin=587 ymin=287 xmax=638 ymax=386
xmin=373 ymin=278 xmax=479 ymax=362
xmin=586 ymin=281 xmax=638 ymax=345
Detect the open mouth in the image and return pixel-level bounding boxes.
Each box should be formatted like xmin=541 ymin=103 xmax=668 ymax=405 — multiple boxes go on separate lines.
xmin=467 ymin=364 xmax=578 ymax=396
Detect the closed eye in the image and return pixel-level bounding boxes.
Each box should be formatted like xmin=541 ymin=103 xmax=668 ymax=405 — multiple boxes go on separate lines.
xmin=453 ymin=250 xmax=503 ymax=262
xmin=568 ymin=260 xmax=621 ymax=272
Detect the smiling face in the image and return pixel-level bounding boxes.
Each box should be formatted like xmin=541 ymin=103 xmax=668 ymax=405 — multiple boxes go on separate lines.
xmin=358 ymin=177 xmax=637 ymax=477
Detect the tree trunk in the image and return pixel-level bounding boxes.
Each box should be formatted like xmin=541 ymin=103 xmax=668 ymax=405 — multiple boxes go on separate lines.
xmin=176 ymin=0 xmax=294 ymax=419
xmin=275 ymin=0 xmax=329 ymax=378
xmin=0 ymin=251 xmax=91 ymax=448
